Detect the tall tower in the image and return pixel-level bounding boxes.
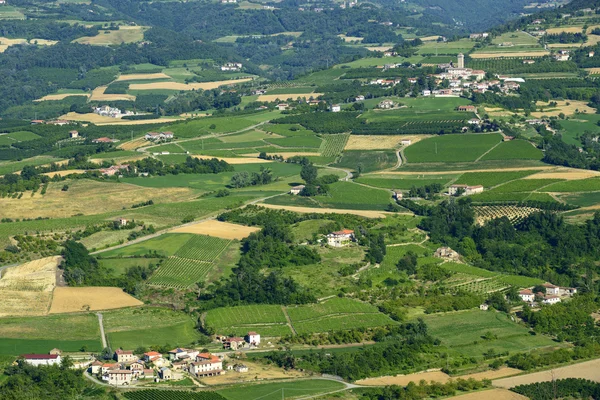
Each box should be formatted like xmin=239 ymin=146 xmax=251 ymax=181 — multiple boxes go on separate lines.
xmin=457 ymin=53 xmax=465 ymax=69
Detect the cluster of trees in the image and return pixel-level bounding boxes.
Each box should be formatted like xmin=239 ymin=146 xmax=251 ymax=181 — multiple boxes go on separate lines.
xmin=507 ymin=344 xmax=600 ymax=370
xmin=281 ymin=326 xmax=373 ymax=346
xmin=358 ymin=378 xmax=490 ymax=400
xmin=407 ymin=183 xmax=443 ymax=200
xmin=130 ymin=156 xmax=233 ymax=176
xmin=298 ymin=162 xmax=339 ymax=196
xmin=264 ymin=320 xmax=437 ymax=381
xmin=61 ymin=240 xmax=156 ymax=294
xmin=418 ymin=198 xmax=600 ymax=285
xmin=198 ymin=220 xmax=319 ymax=311
xmin=229 ymin=166 xmax=273 ymax=188
xmin=512 ymin=378 xmax=600 ymax=399
xmin=0 ymin=358 xmax=98 ymax=400
xmin=545 ymin=32 xmax=587 ymax=43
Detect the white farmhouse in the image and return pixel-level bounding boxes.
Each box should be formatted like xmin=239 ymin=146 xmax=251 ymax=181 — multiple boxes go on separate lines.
xmin=330 ymin=104 xmax=341 ymax=112
xmin=246 ymin=331 xmax=261 ymax=346
xmin=519 ymin=289 xmax=534 ymax=302
xmin=22 ymin=354 xmax=61 ymax=366
xmin=542 ymin=295 xmax=561 ymax=305
xmin=326 ymin=229 xmax=354 ymax=247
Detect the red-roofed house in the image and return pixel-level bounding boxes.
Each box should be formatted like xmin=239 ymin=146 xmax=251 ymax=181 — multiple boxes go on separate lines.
xmin=22 ymin=354 xmax=61 ymax=366
xmin=93 ymin=137 xmax=116 ymax=144
xmin=519 ymin=289 xmax=534 ymax=302
xmin=543 ymin=283 xmax=560 ymax=296
xmin=144 ymin=351 xmax=162 ymax=363
xmin=107 ymin=370 xmax=132 ymax=385
xmin=189 ymin=353 xmax=223 ymax=377
xmin=224 ymin=337 xmax=246 ymax=350
xmin=326 ymin=229 xmax=355 ymax=247
xmin=114 ymin=349 xmax=137 ymax=363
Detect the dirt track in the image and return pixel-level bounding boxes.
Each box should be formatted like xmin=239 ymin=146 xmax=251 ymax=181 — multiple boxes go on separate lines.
xmin=257 ymin=203 xmax=399 ymax=218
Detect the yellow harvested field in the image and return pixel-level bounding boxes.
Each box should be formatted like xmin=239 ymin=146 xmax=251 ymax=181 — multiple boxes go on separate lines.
xmin=524 ymin=168 xmax=600 ymax=180
xmin=90 ymin=86 xmax=135 ymax=102
xmin=192 ymin=155 xmax=273 ymax=164
xmin=531 ymin=100 xmax=595 ymax=118
xmin=130 ymin=78 xmax=253 ymax=91
xmin=421 ymin=35 xmax=443 ymax=41
xmin=74 ymin=26 xmax=147 ymax=46
xmin=43 ymin=169 xmax=88 ymax=177
xmin=59 ymin=112 xmax=179 ymax=126
xmin=345 ymin=135 xmax=430 ymax=150
xmin=49 ymin=287 xmax=143 ymax=313
xmin=493 ymin=358 xmax=600 ymax=388
xmin=258 ymin=203 xmax=393 ymax=218
xmin=0 ymin=37 xmax=57 ymax=52
xmin=485 ymin=107 xmax=515 ymax=117
xmin=586 ymin=68 xmax=600 ymax=74
xmin=0 ymin=179 xmax=196 ymax=219
xmin=548 ymin=42 xmax=582 ymax=48
xmin=446 ymin=389 xmax=527 ymax=400
xmin=35 ymin=93 xmax=90 ymax=102
xmin=257 ymin=93 xmax=322 ymax=102
xmin=546 ymin=26 xmax=583 ymax=34
xmin=115 ymin=72 xmax=171 ymax=81
xmin=89 ymin=155 xmax=146 ymax=164
xmin=118 ymin=137 xmax=148 ymax=150
xmin=0 ymin=257 xmax=59 ymax=317
xmin=357 ymin=367 xmax=521 ymax=387
xmin=470 ymin=51 xmax=548 ymax=59
xmin=357 ymin=371 xmax=450 ymax=386
xmin=170 ymin=220 xmax=260 ymax=239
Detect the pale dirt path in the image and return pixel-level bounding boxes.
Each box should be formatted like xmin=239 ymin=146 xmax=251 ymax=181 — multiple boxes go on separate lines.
xmin=281 ymin=306 xmax=297 ymax=335
xmin=96 ymin=313 xmax=108 ymax=349
xmin=256 ymin=203 xmax=404 ymax=218
xmin=474 ymin=140 xmax=503 ymax=162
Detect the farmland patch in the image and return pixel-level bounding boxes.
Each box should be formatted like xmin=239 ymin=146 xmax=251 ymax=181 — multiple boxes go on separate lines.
xmin=170 ymin=220 xmax=259 ymax=239
xmin=49 ymin=287 xmax=143 ymax=314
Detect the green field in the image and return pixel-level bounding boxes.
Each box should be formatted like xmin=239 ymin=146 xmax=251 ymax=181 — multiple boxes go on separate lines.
xmin=99 ymin=233 xmax=193 ymax=258
xmin=317 ymin=181 xmax=393 ymax=210
xmin=480 ymin=140 xmax=543 ymax=161
xmin=416 ymin=39 xmax=476 ymax=55
xmin=99 ymin=257 xmax=161 ymax=276
xmin=333 ymin=150 xmax=397 ymax=172
xmin=125 ymin=390 xmax=226 ymax=400
xmin=204 ymin=298 xmax=393 ymax=337
xmin=491 ymin=31 xmax=540 ymax=46
xmin=217 ymin=380 xmax=345 ymax=400
xmin=0 ymin=314 xmax=101 ymax=355
xmin=404 ymin=134 xmax=502 ymax=163
xmin=103 ymin=308 xmax=201 ymax=349
xmin=492 ymin=179 xmax=561 ymax=193
xmin=542 ymin=178 xmax=600 ymax=192
xmin=419 ymin=310 xmax=559 ymax=358
xmin=454 ymin=170 xmax=538 ymax=187
xmin=355 ymin=176 xmax=452 ymax=190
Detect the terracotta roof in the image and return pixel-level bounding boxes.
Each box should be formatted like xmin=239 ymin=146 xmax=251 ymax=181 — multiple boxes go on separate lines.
xmin=109 ymin=370 xmax=132 ymax=374
xmin=22 ymin=354 xmax=59 ymax=360
xmin=144 ymin=351 xmax=161 ymax=357
xmin=115 ymin=349 xmax=133 ymax=355
xmin=543 ymin=283 xmax=558 ymax=288
xmin=331 ymin=229 xmax=354 ymax=235
xmin=247 ymin=331 xmax=259 ymax=335
xmin=520 ymin=289 xmax=533 ymax=295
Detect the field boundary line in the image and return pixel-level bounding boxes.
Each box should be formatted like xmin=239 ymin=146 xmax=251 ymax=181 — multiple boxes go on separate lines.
xmin=282 ymin=306 xmax=297 ymax=335
xmin=474 ymin=140 xmax=503 ymax=162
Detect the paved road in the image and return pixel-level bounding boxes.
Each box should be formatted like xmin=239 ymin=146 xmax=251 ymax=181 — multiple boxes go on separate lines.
xmin=96 ymin=313 xmax=107 ymax=349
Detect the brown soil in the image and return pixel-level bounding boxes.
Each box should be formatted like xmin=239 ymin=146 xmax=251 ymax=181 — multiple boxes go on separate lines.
xmin=49 ymin=287 xmax=143 ymax=314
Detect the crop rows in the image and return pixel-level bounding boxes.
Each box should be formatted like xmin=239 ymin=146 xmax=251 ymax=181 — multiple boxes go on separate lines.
xmin=205 ymin=304 xmax=287 ymax=328
xmin=124 ymin=390 xmax=226 ymax=400
xmin=293 ymin=313 xmax=393 ymax=334
xmin=450 ymin=276 xmax=507 ymax=294
xmin=286 ymin=297 xmax=379 ymax=322
xmin=174 ymin=235 xmax=230 ymax=261
xmin=474 ymin=205 xmax=539 ymax=225
xmin=149 ymin=257 xmax=213 ymax=288
xmin=320 ymin=133 xmax=349 ymax=157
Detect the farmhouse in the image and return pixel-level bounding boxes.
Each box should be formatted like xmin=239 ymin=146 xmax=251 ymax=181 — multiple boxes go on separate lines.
xmin=543 ymin=282 xmax=560 ymax=296
xmin=114 ymin=349 xmax=137 ymax=363
xmin=468 ymin=118 xmax=481 ymax=125
xmin=290 ymin=185 xmax=305 ymax=195
xmin=89 ymin=360 xmax=103 ymax=374
xmin=434 ymin=247 xmax=460 ymax=260
xmin=401 ymin=139 xmax=412 ymax=146
xmin=422 ymin=89 xmax=431 ymax=96
xmin=469 ymin=32 xmax=489 ymax=39
xmin=167 ymin=348 xmax=198 ymax=361
xmin=330 ymin=104 xmax=341 ymax=112
xmin=519 ymin=289 xmax=534 ymax=302
xmin=159 ymin=367 xmax=172 ymax=380
xmin=448 ymin=184 xmax=484 ymax=196
xmin=22 ymin=354 xmax=61 ymax=366
xmin=145 ymin=131 xmax=174 ymax=141
xmin=326 ymin=229 xmax=355 ymax=247
xmin=554 ymin=50 xmax=570 ymax=61
xmin=392 ymin=190 xmax=403 ymax=200
xmin=116 ymin=217 xmax=128 ymax=226
xmin=107 ymin=370 xmax=133 ymax=386
xmin=378 ymin=100 xmax=395 ymax=109
xmin=559 ymin=286 xmax=577 ymax=296
xmin=93 ymin=137 xmax=118 ymax=144
xmin=223 ymin=337 xmax=246 ymax=350
xmin=69 ymin=130 xmax=79 ymax=138
xmin=234 ymin=364 xmax=249 ymax=373
xmin=189 ymin=353 xmax=223 ymax=377
xmin=457 ymin=105 xmax=477 ymax=112
xmin=355 ymin=95 xmax=365 ymax=101
xmin=246 ymin=331 xmax=261 ymax=346
xmin=277 ymin=103 xmax=289 ymax=111
xmin=479 ymin=304 xmax=489 ymax=311
xmin=144 ymin=351 xmax=162 ymax=363
xmin=100 ymin=164 xmax=129 ymax=177
xmin=542 ymin=295 xmax=561 ymax=305
xmin=221 ymin=62 xmax=242 ymax=71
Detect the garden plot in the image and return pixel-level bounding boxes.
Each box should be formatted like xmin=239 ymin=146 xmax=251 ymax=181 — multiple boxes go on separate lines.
xmin=204 ymin=305 xmax=291 ymax=337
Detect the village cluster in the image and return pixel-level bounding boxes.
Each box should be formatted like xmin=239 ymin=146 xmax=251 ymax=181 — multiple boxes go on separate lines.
xmin=19 ymin=332 xmax=262 ymax=386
